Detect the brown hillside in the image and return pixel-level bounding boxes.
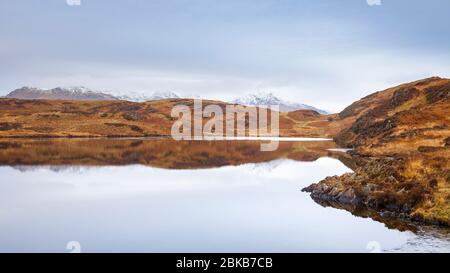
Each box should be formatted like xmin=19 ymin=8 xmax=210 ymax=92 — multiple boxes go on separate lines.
xmin=335 ymin=77 xmax=450 ymax=155
xmin=0 ymin=98 xmax=333 ymax=138
xmin=304 ymin=77 xmax=450 ymax=226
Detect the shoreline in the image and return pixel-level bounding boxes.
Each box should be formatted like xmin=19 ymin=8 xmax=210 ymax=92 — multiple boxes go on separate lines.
xmin=302 ymin=150 xmax=450 ymax=227
xmin=0 ymin=134 xmax=333 ymax=141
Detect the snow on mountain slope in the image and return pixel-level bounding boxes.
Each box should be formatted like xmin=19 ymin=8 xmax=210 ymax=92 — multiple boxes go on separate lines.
xmin=5 ymin=87 xmax=180 ymax=102
xmin=116 ymin=91 xmax=179 ymax=102
xmin=232 ymin=92 xmax=328 ymax=114
xmin=5 ymin=86 xmax=118 ymax=101
xmin=4 ymin=87 xmax=327 ymax=114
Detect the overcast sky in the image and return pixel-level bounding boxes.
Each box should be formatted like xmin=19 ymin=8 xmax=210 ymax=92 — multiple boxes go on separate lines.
xmin=1 ymin=0 xmax=449 ymax=112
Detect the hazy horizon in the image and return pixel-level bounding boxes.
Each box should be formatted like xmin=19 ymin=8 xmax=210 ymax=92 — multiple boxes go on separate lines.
xmin=1 ymin=0 xmax=450 ymax=112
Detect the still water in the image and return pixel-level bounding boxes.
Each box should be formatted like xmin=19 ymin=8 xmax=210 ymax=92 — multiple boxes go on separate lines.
xmin=0 ymin=138 xmax=449 ymax=252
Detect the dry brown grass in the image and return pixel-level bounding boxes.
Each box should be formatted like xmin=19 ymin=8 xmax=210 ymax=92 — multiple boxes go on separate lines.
xmin=304 ymin=77 xmax=450 ymax=226
xmin=0 ymin=98 xmax=336 ymax=138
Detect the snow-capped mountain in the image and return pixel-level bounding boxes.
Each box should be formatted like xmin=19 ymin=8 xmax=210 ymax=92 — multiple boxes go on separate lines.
xmin=232 ymin=92 xmax=328 ymax=114
xmin=5 ymin=87 xmax=327 ymax=114
xmin=116 ymin=91 xmax=179 ymax=102
xmin=6 ymin=86 xmax=118 ymax=101
xmin=5 ymin=87 xmax=180 ymax=102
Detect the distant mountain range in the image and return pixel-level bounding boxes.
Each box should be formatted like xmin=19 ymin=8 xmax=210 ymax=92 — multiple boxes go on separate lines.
xmin=232 ymin=92 xmax=328 ymax=114
xmin=5 ymin=86 xmax=118 ymax=101
xmin=4 ymin=86 xmax=180 ymax=102
xmin=116 ymin=91 xmax=180 ymax=102
xmin=3 ymin=86 xmax=328 ymax=113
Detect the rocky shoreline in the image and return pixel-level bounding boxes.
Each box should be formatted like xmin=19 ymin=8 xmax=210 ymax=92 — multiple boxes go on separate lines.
xmin=303 ymin=77 xmax=450 ymax=227
xmin=303 ymin=149 xmax=450 ymax=226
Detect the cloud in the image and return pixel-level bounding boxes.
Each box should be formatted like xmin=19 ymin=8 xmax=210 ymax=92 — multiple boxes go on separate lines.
xmin=1 ymin=0 xmax=450 ymax=113
xmin=3 ymin=50 xmax=448 ymax=113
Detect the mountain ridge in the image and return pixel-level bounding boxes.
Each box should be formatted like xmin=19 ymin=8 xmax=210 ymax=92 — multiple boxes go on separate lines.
xmin=232 ymin=92 xmax=328 ymax=114
xmin=4 ymin=86 xmax=181 ymax=102
xmin=5 ymin=86 xmax=118 ymax=101
xmin=4 ymin=86 xmax=327 ymax=113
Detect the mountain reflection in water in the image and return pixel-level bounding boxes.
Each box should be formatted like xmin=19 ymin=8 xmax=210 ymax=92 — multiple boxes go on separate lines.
xmin=0 ymin=138 xmax=449 ymax=252
xmin=0 ymin=138 xmax=355 ymax=170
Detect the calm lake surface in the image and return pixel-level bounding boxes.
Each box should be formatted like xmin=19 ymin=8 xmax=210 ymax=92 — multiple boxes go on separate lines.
xmin=0 ymin=138 xmax=449 ymax=253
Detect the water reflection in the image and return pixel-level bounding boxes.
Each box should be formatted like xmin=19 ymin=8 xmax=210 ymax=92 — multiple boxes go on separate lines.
xmin=0 ymin=138 xmax=355 ymax=170
xmin=0 ymin=138 xmax=449 ymax=252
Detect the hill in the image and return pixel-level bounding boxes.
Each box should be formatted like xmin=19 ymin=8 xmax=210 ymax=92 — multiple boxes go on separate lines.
xmin=0 ymin=98 xmax=333 ymax=138
xmin=5 ymin=86 xmax=118 ymax=101
xmin=303 ymin=77 xmax=450 ymax=226
xmin=232 ymin=92 xmax=328 ymax=114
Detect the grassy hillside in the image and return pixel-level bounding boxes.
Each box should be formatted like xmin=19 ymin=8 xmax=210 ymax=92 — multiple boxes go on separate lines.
xmin=0 ymin=98 xmax=335 ymax=138
xmin=304 ymin=77 xmax=450 ymax=226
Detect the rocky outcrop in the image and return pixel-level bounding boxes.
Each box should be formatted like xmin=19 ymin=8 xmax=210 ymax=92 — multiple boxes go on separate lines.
xmin=304 ymin=77 xmax=450 ymax=226
xmin=302 ymin=154 xmax=443 ymax=224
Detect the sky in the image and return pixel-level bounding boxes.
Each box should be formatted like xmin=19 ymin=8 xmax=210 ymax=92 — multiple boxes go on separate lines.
xmin=0 ymin=0 xmax=449 ymax=112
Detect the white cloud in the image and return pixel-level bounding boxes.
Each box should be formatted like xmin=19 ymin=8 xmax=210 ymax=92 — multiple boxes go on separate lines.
xmin=2 ymin=50 xmax=449 ymax=113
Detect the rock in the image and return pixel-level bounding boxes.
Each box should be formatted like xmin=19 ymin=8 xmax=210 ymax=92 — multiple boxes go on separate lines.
xmin=445 ymin=137 xmax=450 ymax=147
xmin=122 ymin=112 xmax=144 ymax=121
xmin=337 ymin=188 xmax=357 ymax=204
xmin=0 ymin=122 xmax=22 ymax=131
xmin=362 ymin=183 xmax=377 ymax=194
